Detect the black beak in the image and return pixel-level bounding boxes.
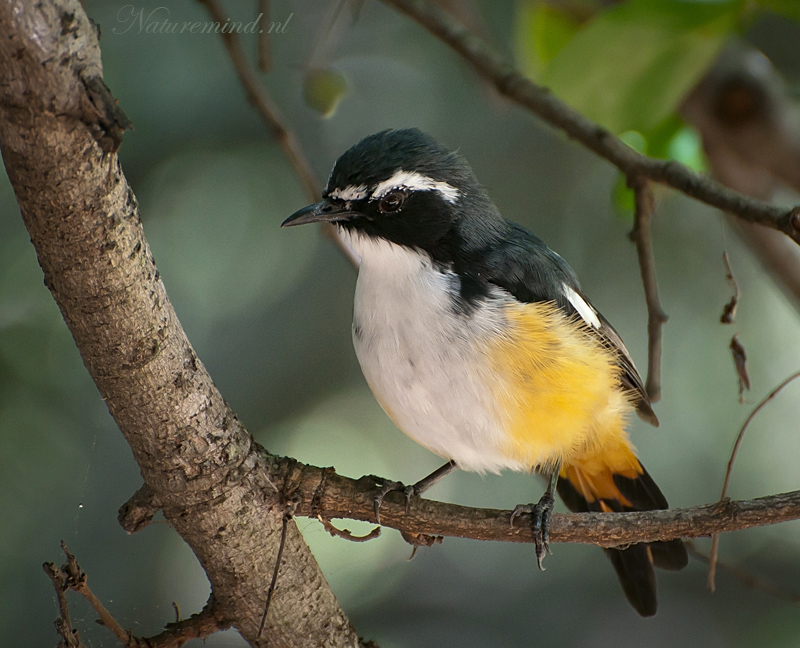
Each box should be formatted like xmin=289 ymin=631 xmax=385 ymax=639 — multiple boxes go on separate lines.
xmin=281 ymin=200 xmax=357 ymax=227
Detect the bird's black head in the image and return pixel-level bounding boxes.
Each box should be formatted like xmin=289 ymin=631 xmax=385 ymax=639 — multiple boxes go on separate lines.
xmin=283 ymin=129 xmax=508 ymax=264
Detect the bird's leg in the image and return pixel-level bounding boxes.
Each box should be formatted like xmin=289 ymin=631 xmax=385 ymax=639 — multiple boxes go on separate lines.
xmin=373 ymin=460 xmax=457 ymax=524
xmin=510 ymin=461 xmax=561 ymax=570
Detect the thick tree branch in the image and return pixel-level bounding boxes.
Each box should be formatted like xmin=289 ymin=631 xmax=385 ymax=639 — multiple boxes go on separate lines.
xmin=381 ymin=0 xmax=800 ymax=243
xmin=0 ymin=2 xmax=358 ymax=646
xmin=258 ymin=454 xmax=800 ymax=548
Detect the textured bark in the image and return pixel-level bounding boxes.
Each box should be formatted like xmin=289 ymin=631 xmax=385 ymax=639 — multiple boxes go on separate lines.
xmin=244 ymin=456 xmax=800 ymax=548
xmin=0 ymin=2 xmax=358 ymax=646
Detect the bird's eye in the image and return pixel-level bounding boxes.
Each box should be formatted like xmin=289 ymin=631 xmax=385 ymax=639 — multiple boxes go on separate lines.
xmin=379 ymin=190 xmax=405 ymax=214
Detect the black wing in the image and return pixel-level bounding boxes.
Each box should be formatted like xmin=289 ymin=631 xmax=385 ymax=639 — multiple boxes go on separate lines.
xmin=477 ymin=223 xmax=658 ymax=426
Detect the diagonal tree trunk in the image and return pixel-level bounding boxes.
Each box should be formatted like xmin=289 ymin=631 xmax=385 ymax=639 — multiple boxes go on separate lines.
xmin=0 ymin=1 xmax=358 ymax=645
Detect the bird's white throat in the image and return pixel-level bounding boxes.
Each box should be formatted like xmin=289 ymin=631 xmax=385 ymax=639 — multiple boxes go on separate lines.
xmin=336 ymin=227 xmax=523 ymax=473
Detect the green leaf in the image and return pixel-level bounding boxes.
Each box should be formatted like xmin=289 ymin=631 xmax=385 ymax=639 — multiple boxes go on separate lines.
xmin=667 ymin=124 xmax=706 ymax=171
xmin=612 ymin=172 xmax=635 ymax=219
xmin=539 ymin=0 xmax=736 ymax=134
xmin=303 ymin=68 xmax=349 ymax=118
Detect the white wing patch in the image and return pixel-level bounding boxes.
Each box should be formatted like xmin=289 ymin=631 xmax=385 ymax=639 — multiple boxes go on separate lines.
xmin=371 ymin=169 xmax=460 ymax=204
xmin=563 ymin=284 xmax=601 ymax=329
xmin=329 ymin=184 xmax=368 ymax=201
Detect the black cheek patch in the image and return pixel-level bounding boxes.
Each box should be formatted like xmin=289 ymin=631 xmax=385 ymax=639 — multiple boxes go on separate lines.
xmin=346 ymin=191 xmax=453 ymax=251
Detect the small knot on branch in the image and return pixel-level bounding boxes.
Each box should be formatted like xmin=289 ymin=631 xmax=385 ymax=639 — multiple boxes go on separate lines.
xmin=711 ymin=497 xmax=737 ymax=524
xmin=495 ymin=70 xmax=525 ymax=96
xmin=118 ymin=483 xmax=160 ymax=534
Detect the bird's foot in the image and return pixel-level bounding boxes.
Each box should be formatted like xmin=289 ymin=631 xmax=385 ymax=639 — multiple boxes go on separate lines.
xmin=373 ymin=480 xmax=420 ymax=524
xmin=510 ymin=490 xmax=556 ymax=570
xmin=370 ymin=462 xmax=457 ymax=524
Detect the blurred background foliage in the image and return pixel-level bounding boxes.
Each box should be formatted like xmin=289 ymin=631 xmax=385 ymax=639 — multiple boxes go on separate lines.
xmin=2 ymin=0 xmax=800 ymax=646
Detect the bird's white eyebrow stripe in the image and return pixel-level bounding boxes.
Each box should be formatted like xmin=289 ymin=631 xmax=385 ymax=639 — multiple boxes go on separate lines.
xmin=329 ymin=184 xmax=368 ymax=201
xmin=563 ymin=284 xmax=601 ymax=329
xmin=370 ymin=170 xmax=460 ymax=204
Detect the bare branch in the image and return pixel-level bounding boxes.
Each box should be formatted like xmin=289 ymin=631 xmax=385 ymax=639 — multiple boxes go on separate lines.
xmin=627 ymin=175 xmax=667 ymax=402
xmin=46 ymin=543 xmax=228 ymax=648
xmin=47 ymin=543 xmax=138 ymax=647
xmin=43 ymin=559 xmax=85 ymax=648
xmin=196 ymin=0 xmax=360 ymax=269
xmin=196 ymin=0 xmax=315 ymax=198
xmin=0 ymin=2 xmax=359 ymax=644
xmin=687 ymin=541 xmax=800 ymax=605
xmin=709 ymin=371 xmax=800 ymax=589
xmin=263 ymin=454 xmax=800 ymax=548
xmin=380 ymin=0 xmax=800 ymax=243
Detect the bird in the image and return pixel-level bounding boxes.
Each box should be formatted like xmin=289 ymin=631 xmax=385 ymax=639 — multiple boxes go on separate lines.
xmin=282 ymin=128 xmax=688 ymax=616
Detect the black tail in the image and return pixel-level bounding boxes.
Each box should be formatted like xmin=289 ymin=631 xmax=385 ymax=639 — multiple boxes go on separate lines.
xmin=558 ymin=461 xmax=688 ymax=616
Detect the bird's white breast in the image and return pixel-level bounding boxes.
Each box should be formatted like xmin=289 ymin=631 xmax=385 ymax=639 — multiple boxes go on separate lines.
xmin=338 ymin=229 xmax=528 ymax=473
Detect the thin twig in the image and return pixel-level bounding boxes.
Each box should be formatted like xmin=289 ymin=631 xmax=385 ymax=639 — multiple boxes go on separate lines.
xmin=258 ymin=510 xmax=292 ymax=638
xmin=709 ymin=371 xmax=800 ymax=590
xmin=197 ymin=0 xmax=314 ymax=196
xmin=43 ymin=560 xmax=85 ymax=648
xmin=51 ymin=542 xmax=135 ymax=647
xmin=319 ymin=516 xmax=382 ymax=542
xmin=45 ymin=543 xmax=227 ymax=648
xmin=196 ymin=0 xmax=360 ymax=269
xmin=62 ymin=549 xmax=135 ymax=647
xmin=142 ymin=600 xmax=226 ymax=648
xmin=719 ymin=371 xmax=800 ymax=502
xmin=381 ymin=0 xmax=800 ymax=243
xmin=688 ymin=541 xmax=800 ymax=605
xmin=627 ymin=175 xmax=667 ymax=402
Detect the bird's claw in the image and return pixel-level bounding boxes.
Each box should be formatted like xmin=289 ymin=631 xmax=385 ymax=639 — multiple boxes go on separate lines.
xmin=510 ymin=491 xmax=555 ymax=570
xmin=372 ymin=480 xmax=419 ymax=524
